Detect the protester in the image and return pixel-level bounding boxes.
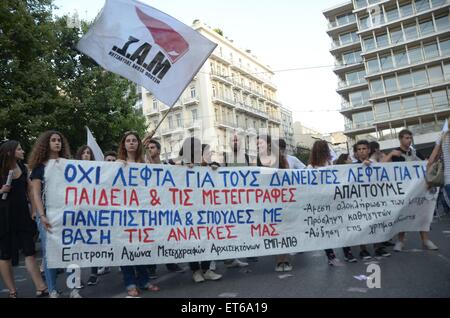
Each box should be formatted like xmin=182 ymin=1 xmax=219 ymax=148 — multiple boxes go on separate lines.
xmin=279 ymin=138 xmax=305 ymax=169
xmin=144 ymin=139 xmax=185 ymax=277
xmin=255 ymin=135 xmax=293 ymax=272
xmin=307 ymin=140 xmax=344 ymax=266
xmin=0 ymin=140 xmax=48 ymax=298
xmin=116 ymin=131 xmax=160 ymax=297
xmin=383 ymin=130 xmax=438 ymax=251
xmin=104 ymin=151 xmax=117 ymax=162
xmin=369 ymin=141 xmax=385 ymax=163
xmin=354 ymin=140 xmax=392 ymax=259
xmin=177 ymin=138 xmax=223 ymax=283
xmin=29 ymin=131 xmax=82 ymax=298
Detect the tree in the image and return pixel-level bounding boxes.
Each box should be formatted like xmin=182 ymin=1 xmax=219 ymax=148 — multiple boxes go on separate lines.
xmin=0 ymin=0 xmax=146 ymax=154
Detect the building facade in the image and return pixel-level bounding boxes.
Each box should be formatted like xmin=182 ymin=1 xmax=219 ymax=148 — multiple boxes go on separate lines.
xmin=324 ymin=0 xmax=450 ymax=154
xmin=142 ymin=21 xmax=283 ymax=161
xmin=280 ymin=106 xmax=295 ymax=154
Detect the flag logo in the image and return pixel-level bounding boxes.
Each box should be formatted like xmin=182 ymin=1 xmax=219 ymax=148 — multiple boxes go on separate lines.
xmin=135 ymin=6 xmax=189 ymax=63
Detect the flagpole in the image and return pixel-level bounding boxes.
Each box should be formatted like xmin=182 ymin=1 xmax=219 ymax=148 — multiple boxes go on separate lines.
xmin=144 ymin=105 xmax=175 ymax=140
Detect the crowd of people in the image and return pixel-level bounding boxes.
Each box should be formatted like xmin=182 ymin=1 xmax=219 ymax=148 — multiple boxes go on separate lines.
xmin=0 ymin=123 xmax=446 ymax=298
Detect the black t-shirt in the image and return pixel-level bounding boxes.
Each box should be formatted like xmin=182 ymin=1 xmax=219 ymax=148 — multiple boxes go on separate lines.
xmin=30 ymin=164 xmax=46 ymax=205
xmin=391 ymin=147 xmax=424 ymax=162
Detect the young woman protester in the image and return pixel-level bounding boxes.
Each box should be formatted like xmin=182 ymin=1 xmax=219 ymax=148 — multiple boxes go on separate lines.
xmin=254 ymin=135 xmax=293 ymax=272
xmin=178 ymin=138 xmax=223 ymax=283
xmin=307 ymin=141 xmax=345 ymax=266
xmin=74 ymin=145 xmax=103 ymax=287
xmin=117 ymin=131 xmax=160 ymax=297
xmin=29 ymin=131 xmax=83 ymax=298
xmin=0 ymin=140 xmax=48 ymax=298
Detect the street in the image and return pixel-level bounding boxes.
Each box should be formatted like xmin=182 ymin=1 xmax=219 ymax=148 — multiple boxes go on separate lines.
xmin=2 ymin=216 xmax=450 ymax=298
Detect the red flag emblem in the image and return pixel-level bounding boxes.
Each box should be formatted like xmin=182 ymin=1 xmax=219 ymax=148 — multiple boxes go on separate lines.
xmin=135 ymin=6 xmax=189 ymax=63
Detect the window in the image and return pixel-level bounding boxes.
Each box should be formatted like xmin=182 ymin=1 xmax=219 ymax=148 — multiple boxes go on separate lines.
xmin=349 ymin=90 xmax=370 ymax=106
xmin=340 ymin=32 xmax=353 ymax=45
xmin=398 ymin=72 xmax=413 ymax=89
xmin=343 ymin=51 xmax=361 ymax=64
xmin=152 ymin=98 xmax=158 ymax=110
xmin=404 ymin=23 xmax=418 ymax=40
xmin=402 ymin=96 xmax=417 ymax=114
xmin=432 ymin=90 xmax=448 ymax=109
xmin=168 ymin=116 xmax=173 ymax=129
xmin=389 ymin=99 xmax=402 ymax=113
xmin=367 ymin=58 xmax=380 ymax=73
xmin=376 ymin=33 xmax=389 ymax=47
xmin=191 ymin=109 xmax=198 ymax=121
xmin=190 ymin=86 xmax=196 ymax=98
xmin=431 ymin=0 xmax=446 ymax=7
xmin=435 ymin=14 xmax=450 ymax=32
xmin=390 ymin=27 xmax=404 ymax=44
xmin=419 ymin=19 xmax=434 ymax=36
xmin=371 ymin=12 xmax=385 ymax=27
xmin=385 ymin=7 xmax=400 ymax=22
xmin=380 ymin=54 xmax=394 ymax=70
xmin=414 ymin=0 xmax=431 ymax=12
xmin=408 ymin=46 xmax=423 ymax=63
xmin=384 ymin=76 xmax=398 ymax=93
xmin=416 ymin=93 xmax=433 ymax=112
xmin=374 ymin=102 xmax=389 ymax=120
xmin=424 ymin=42 xmax=439 ymax=59
xmin=363 ymin=37 xmax=376 ymax=51
xmin=360 ymin=16 xmax=370 ymax=30
xmin=346 ymin=70 xmax=365 ymax=85
xmin=371 ymin=79 xmax=384 ymax=95
xmin=427 ymin=65 xmax=444 ymax=83
xmin=394 ymin=50 xmax=409 ymax=67
xmin=176 ymin=114 xmax=182 ymax=127
xmin=412 ymin=68 xmax=428 ymax=86
xmin=444 ymin=62 xmax=450 ymax=80
xmin=400 ymin=2 xmax=414 ymax=17
xmin=440 ymin=39 xmax=450 ymax=55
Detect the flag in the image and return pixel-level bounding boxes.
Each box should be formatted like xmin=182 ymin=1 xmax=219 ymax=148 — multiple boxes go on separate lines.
xmin=77 ymin=0 xmax=217 ymax=107
xmin=86 ymin=127 xmax=104 ymax=161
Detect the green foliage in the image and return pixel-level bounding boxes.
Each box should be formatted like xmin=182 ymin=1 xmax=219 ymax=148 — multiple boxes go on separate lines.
xmin=0 ymin=0 xmax=146 ymax=155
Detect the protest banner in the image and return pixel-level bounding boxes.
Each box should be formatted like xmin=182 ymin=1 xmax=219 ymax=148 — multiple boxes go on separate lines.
xmin=77 ymin=0 xmax=217 ymax=106
xmin=44 ymin=160 xmax=438 ymax=268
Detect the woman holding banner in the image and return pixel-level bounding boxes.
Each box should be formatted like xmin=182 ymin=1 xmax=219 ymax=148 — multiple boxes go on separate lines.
xmin=29 ymin=131 xmax=83 ymax=298
xmin=117 ymin=131 xmax=160 ymax=297
xmin=178 ymin=138 xmax=223 ymax=283
xmin=0 ymin=140 xmax=48 ymax=298
xmin=255 ymin=135 xmax=293 ymax=272
xmin=307 ymin=140 xmax=345 ymax=266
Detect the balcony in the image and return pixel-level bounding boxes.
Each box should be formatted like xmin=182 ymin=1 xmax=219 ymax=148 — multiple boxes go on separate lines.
xmin=334 ymin=60 xmax=364 ymax=73
xmin=353 ymin=0 xmax=390 ymax=14
xmin=357 ymin=1 xmax=450 ymax=36
xmin=212 ymin=94 xmax=236 ymax=108
xmin=235 ymin=102 xmax=268 ymax=119
xmin=161 ymin=125 xmax=185 ymax=136
xmin=330 ymin=39 xmax=361 ymax=54
xmin=185 ymin=120 xmax=202 ymax=130
xmin=340 ymin=100 xmax=372 ymax=113
xmin=211 ymin=72 xmax=234 ymax=86
xmin=337 ymin=79 xmax=368 ymax=93
xmin=211 ymin=51 xmax=232 ymax=66
xmin=369 ymin=79 xmax=450 ymax=102
xmin=344 ymin=121 xmax=376 ymax=133
xmin=327 ymin=19 xmax=358 ymax=37
xmin=182 ymin=97 xmax=199 ymax=106
xmin=215 ymin=119 xmax=236 ymax=129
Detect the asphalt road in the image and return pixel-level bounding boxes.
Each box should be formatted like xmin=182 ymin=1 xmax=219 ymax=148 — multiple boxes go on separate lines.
xmin=2 ymin=216 xmax=450 ymax=298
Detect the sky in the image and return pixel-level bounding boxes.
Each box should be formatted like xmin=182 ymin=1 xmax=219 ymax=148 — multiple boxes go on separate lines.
xmin=53 ymin=0 xmax=344 ymax=134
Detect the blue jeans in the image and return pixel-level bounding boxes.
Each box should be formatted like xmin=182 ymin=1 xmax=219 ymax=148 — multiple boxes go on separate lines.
xmin=36 ymin=215 xmax=58 ymax=293
xmin=121 ymin=266 xmax=150 ymax=290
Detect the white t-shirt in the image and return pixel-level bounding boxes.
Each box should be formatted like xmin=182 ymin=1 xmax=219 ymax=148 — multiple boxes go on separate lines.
xmin=287 ymin=155 xmax=306 ymax=169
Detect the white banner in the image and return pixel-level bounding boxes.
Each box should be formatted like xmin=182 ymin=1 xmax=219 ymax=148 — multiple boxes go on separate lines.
xmin=77 ymin=0 xmax=217 ymax=106
xmin=44 ymin=160 xmax=438 ymax=268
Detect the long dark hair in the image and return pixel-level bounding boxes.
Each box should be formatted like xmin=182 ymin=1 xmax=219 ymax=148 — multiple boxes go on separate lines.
xmin=28 ymin=131 xmax=71 ymax=170
xmin=117 ymin=131 xmax=144 ymax=163
xmin=0 ymin=140 xmax=20 ymax=183
xmin=257 ymin=135 xmax=288 ymax=169
xmin=309 ymin=140 xmax=331 ymax=168
xmin=76 ymin=145 xmax=95 ymax=161
xmin=335 ymin=154 xmax=350 ymax=165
